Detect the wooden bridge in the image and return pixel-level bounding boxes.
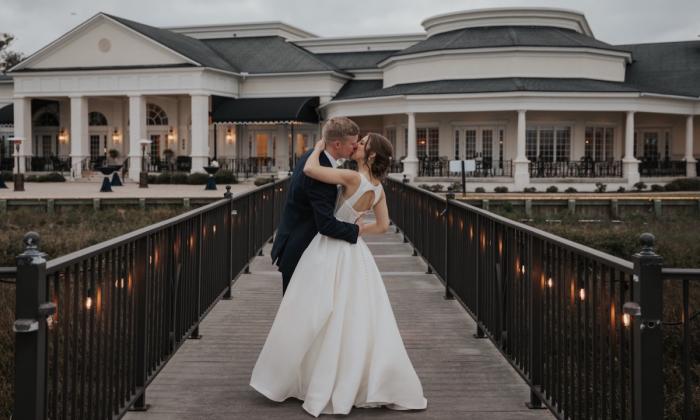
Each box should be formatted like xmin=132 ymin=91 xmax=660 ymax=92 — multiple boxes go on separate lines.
xmin=122 ymin=226 xmax=552 ymax=420
xmin=7 ymin=178 xmax=697 ymax=420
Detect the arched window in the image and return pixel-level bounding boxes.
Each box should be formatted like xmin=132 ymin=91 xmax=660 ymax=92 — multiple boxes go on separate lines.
xmin=34 ymin=112 xmax=59 ymax=127
xmin=88 ymin=111 xmax=108 ymax=126
xmin=146 ymin=104 xmax=168 ymax=126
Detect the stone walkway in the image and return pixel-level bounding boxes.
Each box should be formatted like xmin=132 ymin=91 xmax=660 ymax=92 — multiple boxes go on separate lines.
xmin=124 ymin=229 xmax=554 ymax=420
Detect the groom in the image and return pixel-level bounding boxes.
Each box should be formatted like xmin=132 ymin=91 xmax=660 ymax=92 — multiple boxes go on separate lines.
xmin=271 ymin=117 xmax=365 ymax=294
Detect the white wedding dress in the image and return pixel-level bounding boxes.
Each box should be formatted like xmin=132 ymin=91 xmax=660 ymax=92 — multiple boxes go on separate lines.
xmin=250 ymin=174 xmax=427 ymax=417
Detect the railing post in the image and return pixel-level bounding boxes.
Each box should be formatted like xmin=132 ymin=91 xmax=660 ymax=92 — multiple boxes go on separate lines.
xmin=190 ymin=214 xmax=203 ymax=339
xmin=444 ymin=191 xmax=454 ymax=300
xmin=223 ymin=187 xmax=233 ymax=300
xmin=526 ymin=237 xmax=545 ymax=409
xmin=631 ymin=233 xmax=664 ymax=420
xmin=14 ymin=232 xmax=51 ymax=420
xmin=130 ymin=236 xmax=150 ymax=411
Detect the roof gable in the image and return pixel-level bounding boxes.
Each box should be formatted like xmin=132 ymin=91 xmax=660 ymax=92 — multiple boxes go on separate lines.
xmin=14 ymin=14 xmax=198 ymax=71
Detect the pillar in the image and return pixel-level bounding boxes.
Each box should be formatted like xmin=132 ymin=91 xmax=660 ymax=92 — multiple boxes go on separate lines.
xmin=70 ymin=96 xmax=88 ymax=178
xmin=402 ymin=112 xmax=418 ymax=178
xmin=513 ymin=110 xmax=530 ymax=189
xmin=623 ymin=111 xmax=640 ymax=185
xmin=128 ymin=95 xmax=146 ymax=182
xmin=190 ymin=94 xmax=210 ymax=173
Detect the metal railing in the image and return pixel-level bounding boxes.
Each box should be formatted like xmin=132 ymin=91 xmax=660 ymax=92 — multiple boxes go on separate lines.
xmin=217 ymin=157 xmax=276 ymax=177
xmin=529 ymin=160 xmax=623 ymax=178
xmin=639 ymin=159 xmax=687 ymax=177
xmin=12 ymin=178 xmax=289 ymax=419
xmin=418 ymin=158 xmax=513 ymax=177
xmin=385 ymin=178 xmax=696 ymax=419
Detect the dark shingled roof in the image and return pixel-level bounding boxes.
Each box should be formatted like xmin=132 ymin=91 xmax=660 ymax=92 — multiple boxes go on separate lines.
xmin=392 ymin=26 xmax=630 ymax=58
xmin=0 ymin=74 xmax=12 ymax=82
xmin=104 ymin=14 xmax=239 ymax=73
xmin=334 ymin=80 xmax=384 ymax=99
xmin=333 ymin=78 xmax=651 ymax=100
xmin=203 ymin=37 xmax=341 ymax=74
xmin=619 ymin=40 xmax=700 ymax=97
xmin=316 ymin=51 xmax=399 ymax=70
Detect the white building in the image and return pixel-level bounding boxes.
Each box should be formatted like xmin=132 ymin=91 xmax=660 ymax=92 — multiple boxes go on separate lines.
xmin=1 ymin=8 xmax=699 ymax=189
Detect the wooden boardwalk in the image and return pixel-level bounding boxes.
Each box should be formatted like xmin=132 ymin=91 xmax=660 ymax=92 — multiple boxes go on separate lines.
xmin=124 ymin=229 xmax=553 ymax=420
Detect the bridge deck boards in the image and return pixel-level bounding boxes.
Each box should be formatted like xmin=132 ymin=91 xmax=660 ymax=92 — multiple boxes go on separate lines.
xmin=124 ymin=231 xmax=553 ymax=420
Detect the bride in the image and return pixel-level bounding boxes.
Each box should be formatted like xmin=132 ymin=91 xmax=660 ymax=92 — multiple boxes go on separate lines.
xmin=250 ymin=133 xmax=427 ymax=417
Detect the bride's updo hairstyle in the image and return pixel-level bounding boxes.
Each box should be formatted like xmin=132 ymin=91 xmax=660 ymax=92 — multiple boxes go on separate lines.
xmin=364 ymin=133 xmax=393 ymax=181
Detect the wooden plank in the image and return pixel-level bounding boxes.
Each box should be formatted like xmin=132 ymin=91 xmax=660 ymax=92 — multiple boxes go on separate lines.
xmin=124 ymin=229 xmax=553 ymax=420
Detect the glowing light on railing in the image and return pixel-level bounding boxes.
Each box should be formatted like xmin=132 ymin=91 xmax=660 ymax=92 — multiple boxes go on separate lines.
xmin=622 ymin=313 xmax=631 ymax=328
xmin=203 ymin=226 xmax=207 ymax=237
xmin=521 ymin=265 xmax=526 ymax=275
xmin=85 ymin=296 xmax=93 ymax=310
xmin=547 ymin=278 xmax=554 ymax=288
xmin=579 ymin=288 xmax=586 ymax=301
xmin=498 ymin=240 xmax=503 ymax=255
xmin=213 ymin=225 xmax=217 ymax=234
xmin=149 ymin=256 xmax=153 ymax=264
xmin=469 ymin=226 xmax=473 ymax=240
xmin=115 ymin=277 xmax=125 ymax=289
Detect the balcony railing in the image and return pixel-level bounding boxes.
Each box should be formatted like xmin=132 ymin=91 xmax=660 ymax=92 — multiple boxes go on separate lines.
xmin=217 ymin=157 xmax=275 ymax=177
xmin=529 ymin=159 xmax=623 ymax=178
xmin=419 ymin=157 xmax=513 ymax=177
xmin=639 ymin=159 xmax=686 ymax=177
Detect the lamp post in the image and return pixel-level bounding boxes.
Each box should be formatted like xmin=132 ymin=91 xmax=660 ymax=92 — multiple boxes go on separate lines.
xmin=10 ymin=137 xmax=24 ymax=192
xmin=139 ymin=139 xmax=152 ymax=189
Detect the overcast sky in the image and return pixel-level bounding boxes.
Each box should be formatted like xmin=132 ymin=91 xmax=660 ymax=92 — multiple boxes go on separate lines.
xmin=3 ymin=0 xmax=699 ymax=55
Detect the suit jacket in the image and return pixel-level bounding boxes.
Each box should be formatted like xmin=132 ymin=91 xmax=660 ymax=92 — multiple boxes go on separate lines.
xmin=270 ymin=149 xmax=359 ymax=279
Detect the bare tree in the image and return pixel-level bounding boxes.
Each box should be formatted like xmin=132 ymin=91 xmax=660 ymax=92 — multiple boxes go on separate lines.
xmin=0 ymin=33 xmax=24 ymax=73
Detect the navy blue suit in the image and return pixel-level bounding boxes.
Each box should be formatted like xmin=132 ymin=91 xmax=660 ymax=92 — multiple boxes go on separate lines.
xmin=271 ymin=150 xmax=359 ymax=294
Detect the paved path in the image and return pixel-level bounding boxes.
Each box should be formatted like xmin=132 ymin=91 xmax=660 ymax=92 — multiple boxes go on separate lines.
xmin=124 ymin=229 xmax=553 ymax=420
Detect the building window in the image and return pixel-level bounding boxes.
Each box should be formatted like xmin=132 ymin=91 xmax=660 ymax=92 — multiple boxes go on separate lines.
xmin=88 ymin=112 xmax=108 ymax=126
xmin=416 ymin=127 xmax=439 ymax=157
xmin=482 ymin=129 xmax=493 ymax=163
xmin=34 ymin=112 xmax=59 ymax=127
xmin=527 ymin=126 xmax=571 ymax=162
xmin=464 ymin=129 xmax=476 ymax=158
xmin=147 ymin=104 xmax=168 ymax=126
xmin=453 ymin=130 xmax=459 ymax=159
xmin=385 ymin=127 xmax=396 ymax=154
xmin=584 ymin=127 xmax=614 ymax=161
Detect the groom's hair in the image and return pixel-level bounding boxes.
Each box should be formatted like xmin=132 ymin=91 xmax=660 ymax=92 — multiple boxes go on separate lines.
xmin=322 ymin=117 xmax=359 ymax=143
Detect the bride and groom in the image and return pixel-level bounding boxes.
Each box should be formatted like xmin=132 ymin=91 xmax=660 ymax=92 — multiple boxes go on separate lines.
xmin=250 ymin=117 xmax=427 ymax=416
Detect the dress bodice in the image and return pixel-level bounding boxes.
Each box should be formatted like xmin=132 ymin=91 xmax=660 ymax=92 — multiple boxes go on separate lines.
xmin=334 ymin=173 xmax=384 ymax=224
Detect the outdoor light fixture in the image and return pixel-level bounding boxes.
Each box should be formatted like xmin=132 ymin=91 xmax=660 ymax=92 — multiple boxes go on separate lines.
xmin=58 ymin=128 xmax=69 ymax=144
xmin=112 ymin=128 xmax=121 ymax=144
xmin=10 ymin=137 xmax=24 ymax=192
xmin=225 ymin=126 xmax=235 ymax=144
xmin=622 ymin=301 xmax=641 ymax=328
xmin=167 ymin=127 xmax=176 ymax=143
xmin=139 ymin=138 xmax=152 ymax=188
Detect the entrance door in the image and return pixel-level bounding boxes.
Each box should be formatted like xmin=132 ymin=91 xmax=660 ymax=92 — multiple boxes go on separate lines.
xmin=642 ymin=132 xmax=659 ymax=160
xmin=255 ymin=133 xmax=269 ymax=157
xmin=455 ymin=127 xmax=502 ymax=165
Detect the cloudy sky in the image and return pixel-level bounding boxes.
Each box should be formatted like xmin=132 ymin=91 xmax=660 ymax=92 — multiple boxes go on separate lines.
xmin=2 ymin=0 xmax=699 ymax=55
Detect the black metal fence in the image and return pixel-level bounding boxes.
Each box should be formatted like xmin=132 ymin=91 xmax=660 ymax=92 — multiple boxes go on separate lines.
xmin=418 ymin=158 xmax=513 ymax=177
xmin=12 ymin=178 xmax=289 ymax=419
xmin=639 ymin=159 xmax=687 ymax=177
xmin=385 ymin=178 xmax=697 ymax=420
xmin=529 ymin=160 xmax=623 ymax=178
xmin=217 ymin=157 xmax=276 ymax=177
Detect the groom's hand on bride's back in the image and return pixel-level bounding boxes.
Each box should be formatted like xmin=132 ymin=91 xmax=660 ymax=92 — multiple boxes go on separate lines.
xmin=355 ymin=217 xmax=367 ymax=235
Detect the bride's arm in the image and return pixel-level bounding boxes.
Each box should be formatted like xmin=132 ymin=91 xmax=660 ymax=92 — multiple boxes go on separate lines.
xmin=357 ymin=192 xmax=390 ymax=235
xmin=303 ymin=140 xmax=359 ymax=189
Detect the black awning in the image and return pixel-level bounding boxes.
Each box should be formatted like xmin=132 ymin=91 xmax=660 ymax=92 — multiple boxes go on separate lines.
xmin=211 ymin=96 xmax=319 ymax=124
xmin=0 ymin=104 xmax=12 ymax=125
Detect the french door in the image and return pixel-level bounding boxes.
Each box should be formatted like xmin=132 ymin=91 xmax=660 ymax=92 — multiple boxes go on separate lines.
xmin=454 ymin=126 xmax=504 ymax=168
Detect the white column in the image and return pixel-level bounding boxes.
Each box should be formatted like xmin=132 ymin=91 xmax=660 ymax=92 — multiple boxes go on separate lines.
xmin=69 ymin=96 xmax=88 ymax=178
xmin=684 ymin=115 xmax=696 ymax=177
xmin=190 ymin=94 xmax=210 ymax=173
xmin=12 ymin=97 xmax=31 ymax=174
xmin=128 ymin=95 xmax=146 ymax=181
xmin=623 ymin=111 xmax=640 ymax=185
xmin=513 ymin=109 xmax=530 ymax=189
xmin=402 ymin=112 xmax=418 ymax=178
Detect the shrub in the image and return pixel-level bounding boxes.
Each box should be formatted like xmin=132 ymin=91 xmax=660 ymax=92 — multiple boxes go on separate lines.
xmin=37 ymin=172 xmax=66 ymax=182
xmin=633 ymin=181 xmax=647 ymax=191
xmin=187 ymin=173 xmax=209 ymax=185
xmin=663 ymin=177 xmax=700 ymax=191
xmin=429 ymin=184 xmax=444 ymax=193
xmin=450 ymin=181 xmax=462 ymax=192
xmin=25 ymin=175 xmax=38 ymax=182
xmin=108 ymin=149 xmax=120 ymax=159
xmin=564 ymin=187 xmax=578 ymax=193
xmin=215 ymin=170 xmax=237 ymax=184
xmin=418 ymin=184 xmax=431 ymax=191
xmin=254 ymin=176 xmax=274 ymax=186
xmin=169 ymin=172 xmax=189 ymax=184
xmin=147 ymin=174 xmax=158 ymax=184
xmin=617 ymin=186 xmax=626 ymax=193
xmin=595 ymin=182 xmax=607 ymax=193
xmin=546 ymin=186 xmax=559 ymax=193
xmin=474 ymin=187 xmax=486 ymax=193
xmin=650 ymin=184 xmax=665 ymax=192
xmin=494 ymin=186 xmax=508 ymax=193
xmin=156 ymin=172 xmax=172 ymax=184
xmin=1 ymin=171 xmax=12 ymax=181
xmin=523 ymin=187 xmax=537 ymax=193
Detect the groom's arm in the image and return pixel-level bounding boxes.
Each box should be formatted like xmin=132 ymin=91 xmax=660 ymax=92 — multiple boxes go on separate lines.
xmin=305 ymin=177 xmax=359 ymax=244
